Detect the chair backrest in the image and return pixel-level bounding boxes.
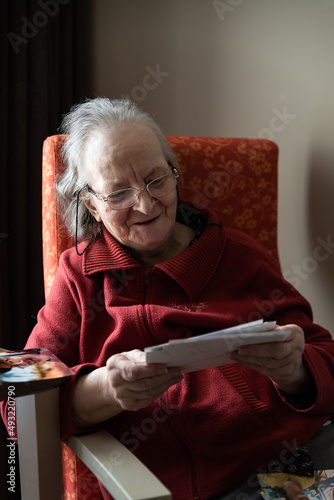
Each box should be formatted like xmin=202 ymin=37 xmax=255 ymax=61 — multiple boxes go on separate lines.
xmin=42 ymin=135 xmax=279 ymax=297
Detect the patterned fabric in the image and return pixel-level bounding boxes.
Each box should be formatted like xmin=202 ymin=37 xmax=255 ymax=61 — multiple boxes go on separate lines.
xmin=42 ymin=136 xmax=74 ymax=298
xmin=42 ymin=134 xmax=279 ymax=499
xmin=168 ymin=136 xmax=279 ymax=264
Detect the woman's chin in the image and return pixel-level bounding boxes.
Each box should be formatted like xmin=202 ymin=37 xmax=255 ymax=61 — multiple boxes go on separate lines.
xmin=127 ymin=230 xmax=172 ymax=258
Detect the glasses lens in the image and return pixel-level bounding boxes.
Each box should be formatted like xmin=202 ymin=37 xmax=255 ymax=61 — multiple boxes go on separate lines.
xmin=107 ymin=189 xmax=137 ymax=210
xmin=147 ymin=174 xmax=176 ymax=198
xmin=105 ymin=173 xmax=177 ymax=210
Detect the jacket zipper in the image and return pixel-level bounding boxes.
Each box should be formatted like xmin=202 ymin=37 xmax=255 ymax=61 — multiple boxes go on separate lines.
xmin=140 ymin=269 xmax=158 ymax=346
xmin=144 ymin=272 xmax=199 ymax=498
xmin=142 ymin=268 xmax=152 ymax=304
xmin=162 ymin=394 xmax=200 ymax=500
xmin=144 ymin=269 xmax=150 ymax=293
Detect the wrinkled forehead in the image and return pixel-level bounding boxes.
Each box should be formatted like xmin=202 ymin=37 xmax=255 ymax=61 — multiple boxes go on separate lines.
xmin=81 ymin=124 xmax=165 ymax=178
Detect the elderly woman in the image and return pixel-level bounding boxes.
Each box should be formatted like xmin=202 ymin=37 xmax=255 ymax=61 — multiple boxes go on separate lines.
xmin=3 ymin=98 xmax=334 ymax=499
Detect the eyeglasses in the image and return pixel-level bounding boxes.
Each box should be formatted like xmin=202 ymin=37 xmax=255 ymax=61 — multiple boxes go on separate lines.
xmin=86 ymin=165 xmax=179 ymax=210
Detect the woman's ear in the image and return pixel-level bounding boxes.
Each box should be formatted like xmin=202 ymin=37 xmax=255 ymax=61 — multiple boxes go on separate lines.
xmin=82 ymin=198 xmax=102 ymax=222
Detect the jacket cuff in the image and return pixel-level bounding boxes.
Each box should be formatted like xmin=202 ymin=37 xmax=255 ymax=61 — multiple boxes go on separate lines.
xmin=59 ymin=363 xmax=103 ymax=440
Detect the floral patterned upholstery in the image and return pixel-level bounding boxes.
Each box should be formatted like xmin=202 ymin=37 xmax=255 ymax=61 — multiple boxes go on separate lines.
xmin=42 ymin=134 xmax=279 ymax=499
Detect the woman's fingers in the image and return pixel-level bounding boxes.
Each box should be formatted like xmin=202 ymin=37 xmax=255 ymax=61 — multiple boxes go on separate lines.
xmin=105 ymin=350 xmax=183 ymax=411
xmin=229 ymin=325 xmax=312 ymax=393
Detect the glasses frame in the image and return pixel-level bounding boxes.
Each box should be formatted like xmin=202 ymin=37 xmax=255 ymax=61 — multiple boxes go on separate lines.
xmin=86 ymin=163 xmax=179 ymax=211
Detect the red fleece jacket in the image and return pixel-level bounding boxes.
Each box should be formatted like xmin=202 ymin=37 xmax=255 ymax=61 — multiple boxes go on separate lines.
xmin=2 ymin=205 xmax=334 ymax=500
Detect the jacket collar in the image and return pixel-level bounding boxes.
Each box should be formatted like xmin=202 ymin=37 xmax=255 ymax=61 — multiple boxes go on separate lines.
xmin=82 ymin=204 xmax=226 ymax=300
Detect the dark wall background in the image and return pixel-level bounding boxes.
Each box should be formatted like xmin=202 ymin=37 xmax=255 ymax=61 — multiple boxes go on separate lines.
xmin=0 ymin=1 xmax=93 ymax=497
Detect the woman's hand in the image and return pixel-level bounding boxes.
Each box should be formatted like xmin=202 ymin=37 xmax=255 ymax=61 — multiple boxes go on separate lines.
xmin=283 ymin=478 xmax=310 ymax=499
xmin=229 ymin=324 xmax=314 ymax=396
xmin=72 ymin=349 xmax=183 ymax=428
xmin=105 ymin=349 xmax=184 ymax=411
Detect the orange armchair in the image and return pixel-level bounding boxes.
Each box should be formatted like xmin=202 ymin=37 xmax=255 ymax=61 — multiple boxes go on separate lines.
xmin=39 ymin=135 xmax=279 ymax=499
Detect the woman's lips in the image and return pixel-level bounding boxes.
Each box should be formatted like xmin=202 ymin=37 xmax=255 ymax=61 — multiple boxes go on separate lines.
xmin=134 ymin=215 xmax=160 ymax=225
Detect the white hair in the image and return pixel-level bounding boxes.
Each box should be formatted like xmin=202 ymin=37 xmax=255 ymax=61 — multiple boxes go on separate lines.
xmin=55 ymin=97 xmax=179 ymax=241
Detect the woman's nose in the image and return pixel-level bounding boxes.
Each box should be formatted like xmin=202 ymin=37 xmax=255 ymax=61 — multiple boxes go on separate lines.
xmin=134 ymin=187 xmax=157 ymax=213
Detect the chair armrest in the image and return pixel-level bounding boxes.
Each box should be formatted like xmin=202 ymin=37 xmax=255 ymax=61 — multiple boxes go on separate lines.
xmin=16 ymin=384 xmax=171 ymax=500
xmin=16 ymin=387 xmax=63 ymax=500
xmin=65 ymin=430 xmax=172 ymax=500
